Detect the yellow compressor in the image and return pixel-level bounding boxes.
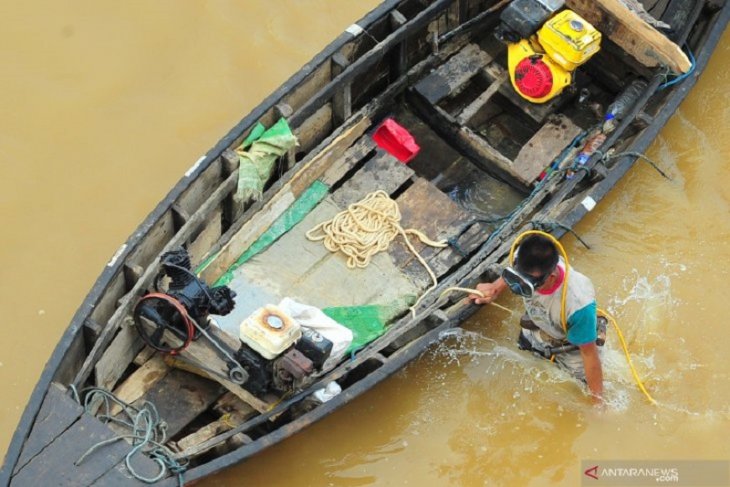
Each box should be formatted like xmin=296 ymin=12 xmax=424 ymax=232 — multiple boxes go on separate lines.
xmin=506 ymin=10 xmax=602 ymax=104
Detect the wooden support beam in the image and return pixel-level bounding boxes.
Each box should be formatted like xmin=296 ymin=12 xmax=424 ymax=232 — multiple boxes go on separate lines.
xmin=331 ymin=53 xmax=352 ymax=127
xmin=109 ymin=354 xmax=170 ymax=416
xmin=456 ymin=69 xmax=508 ymax=125
xmin=565 ymin=0 xmax=692 ymax=73
xmin=390 ymin=10 xmax=408 ymax=78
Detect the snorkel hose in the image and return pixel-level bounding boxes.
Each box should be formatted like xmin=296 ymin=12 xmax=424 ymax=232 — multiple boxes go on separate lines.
xmin=510 ymin=230 xmax=657 ymax=405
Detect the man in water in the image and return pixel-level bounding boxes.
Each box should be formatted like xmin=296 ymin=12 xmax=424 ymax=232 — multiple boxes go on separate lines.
xmin=469 ymin=234 xmax=604 ymax=403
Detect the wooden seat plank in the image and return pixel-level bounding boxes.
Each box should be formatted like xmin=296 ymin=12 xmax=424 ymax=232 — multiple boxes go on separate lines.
xmin=13 ymin=383 xmax=84 ymax=475
xmin=319 ymin=135 xmax=377 ymax=187
xmin=414 ymin=43 xmax=493 ymax=105
xmin=389 ymin=177 xmax=472 ymax=282
xmin=12 ymin=414 xmax=132 ymax=486
xmin=331 ymin=149 xmax=414 ymax=208
xmin=512 ymin=114 xmax=582 ymax=184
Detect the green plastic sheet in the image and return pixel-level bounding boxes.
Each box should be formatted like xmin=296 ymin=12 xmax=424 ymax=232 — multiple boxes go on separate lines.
xmin=214 ymin=180 xmax=330 ymax=286
xmin=323 ymin=297 xmax=415 ymax=354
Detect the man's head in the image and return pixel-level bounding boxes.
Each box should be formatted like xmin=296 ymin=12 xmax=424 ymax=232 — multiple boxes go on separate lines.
xmin=502 ymin=234 xmax=559 ymax=297
xmin=514 ymin=234 xmax=559 ymax=279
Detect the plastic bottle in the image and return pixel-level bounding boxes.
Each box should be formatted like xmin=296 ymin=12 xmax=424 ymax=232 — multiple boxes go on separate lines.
xmin=603 ymin=79 xmax=648 ymax=133
xmin=566 ymin=132 xmax=607 ymax=179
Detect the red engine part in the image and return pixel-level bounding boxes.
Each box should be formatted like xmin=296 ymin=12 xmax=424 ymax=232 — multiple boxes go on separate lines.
xmin=514 ymin=56 xmax=554 ymax=99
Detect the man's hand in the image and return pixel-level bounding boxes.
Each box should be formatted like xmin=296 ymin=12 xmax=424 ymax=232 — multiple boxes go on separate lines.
xmin=579 ymin=342 xmax=604 ymax=405
xmin=469 ymin=277 xmax=507 ymax=304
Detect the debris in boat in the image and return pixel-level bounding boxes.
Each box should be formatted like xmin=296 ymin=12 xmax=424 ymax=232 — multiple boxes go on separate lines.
xmin=234 ymin=117 xmax=298 ymax=204
xmin=372 ymin=118 xmax=421 ymax=162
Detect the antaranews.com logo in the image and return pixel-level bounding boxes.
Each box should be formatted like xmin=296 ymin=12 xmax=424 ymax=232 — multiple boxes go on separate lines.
xmin=581 ymin=460 xmax=729 ymax=486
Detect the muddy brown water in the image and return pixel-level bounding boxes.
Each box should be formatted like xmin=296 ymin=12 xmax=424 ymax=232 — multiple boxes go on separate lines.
xmin=1 ymin=3 xmax=728 ymax=486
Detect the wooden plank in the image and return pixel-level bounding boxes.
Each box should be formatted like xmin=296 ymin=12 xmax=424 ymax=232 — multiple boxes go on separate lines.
xmin=12 ymin=414 xmax=131 ymax=487
xmin=130 ymin=369 xmax=225 ymax=439
xmin=108 ymin=355 xmax=170 ymax=416
xmin=389 ymin=177 xmax=472 ymax=279
xmin=289 ymin=0 xmax=453 ymax=126
xmin=13 ymin=383 xmax=84 ymax=475
xmin=174 ymin=399 xmax=256 ymax=454
xmin=331 ymin=150 xmax=414 ymax=208
xmin=565 ymin=0 xmax=692 ymax=72
xmin=331 ymin=53 xmax=352 ymax=126
xmin=456 ymin=69 xmax=508 ymax=125
xmin=295 ymin=103 xmax=333 ymax=155
xmin=91 ymin=457 xmax=165 ymax=487
xmin=319 ymin=135 xmax=377 ymax=187
xmin=188 ymin=206 xmax=222 ymax=264
xmin=413 ymin=43 xmax=493 ymax=105
xmin=94 ymin=319 xmax=145 ymax=393
xmin=512 ymin=114 xmax=583 ymax=184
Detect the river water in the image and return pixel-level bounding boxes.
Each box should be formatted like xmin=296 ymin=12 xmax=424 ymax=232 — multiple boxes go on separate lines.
xmin=1 ymin=3 xmax=728 ymax=486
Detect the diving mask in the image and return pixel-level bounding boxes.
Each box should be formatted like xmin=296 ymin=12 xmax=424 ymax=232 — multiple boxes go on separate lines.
xmin=501 ymin=266 xmax=552 ymax=298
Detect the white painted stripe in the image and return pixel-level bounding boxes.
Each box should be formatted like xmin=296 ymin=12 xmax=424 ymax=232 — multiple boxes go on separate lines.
xmin=345 ymin=24 xmax=363 ymax=36
xmin=581 ymin=196 xmax=597 ymax=212
xmin=185 ymin=155 xmax=206 ymax=177
xmin=107 ymin=243 xmax=127 ymax=267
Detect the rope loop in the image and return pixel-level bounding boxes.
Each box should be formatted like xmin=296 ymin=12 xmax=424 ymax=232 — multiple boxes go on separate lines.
xmin=306 ymin=190 xmax=448 ymax=314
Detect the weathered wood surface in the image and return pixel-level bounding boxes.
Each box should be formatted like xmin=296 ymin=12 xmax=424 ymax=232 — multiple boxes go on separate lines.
xmin=94 ymin=319 xmax=145 ymax=392
xmin=109 ymin=354 xmax=170 ymax=416
xmin=13 ymin=383 xmax=84 ymax=475
xmin=12 ymin=414 xmax=141 ymax=486
xmin=331 ymin=149 xmax=414 ymax=207
xmin=456 ymin=69 xmax=508 ymax=125
xmin=566 ymin=0 xmax=692 ymax=72
xmin=217 ymin=197 xmax=421 ymax=318
xmin=389 ymin=177 xmax=472 ymax=283
xmin=512 ymin=114 xmax=582 ymax=184
xmin=413 ymin=43 xmax=492 ymax=105
xmin=318 ymin=136 xmax=377 ymax=187
xmin=129 ymin=369 xmax=225 ymax=439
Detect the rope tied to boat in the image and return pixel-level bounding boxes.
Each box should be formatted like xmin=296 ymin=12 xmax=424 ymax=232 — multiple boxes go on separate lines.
xmin=306 ymin=190 xmax=448 ymax=314
xmin=72 ymin=386 xmax=187 ymax=486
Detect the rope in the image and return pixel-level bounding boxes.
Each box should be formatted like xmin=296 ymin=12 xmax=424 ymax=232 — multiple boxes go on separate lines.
xmin=306 ymin=190 xmax=448 ymax=314
xmin=73 ymin=387 xmax=187 ymax=486
xmin=602 ymin=150 xmax=673 ymax=181
xmin=439 ymin=287 xmax=512 ymax=313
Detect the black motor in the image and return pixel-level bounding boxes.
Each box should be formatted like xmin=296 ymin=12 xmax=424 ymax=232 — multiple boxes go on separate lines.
xmin=134 ymin=248 xmax=236 ymax=354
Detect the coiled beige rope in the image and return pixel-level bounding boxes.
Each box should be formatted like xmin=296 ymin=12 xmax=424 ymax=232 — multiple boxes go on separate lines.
xmin=306 ymin=190 xmax=448 ymax=313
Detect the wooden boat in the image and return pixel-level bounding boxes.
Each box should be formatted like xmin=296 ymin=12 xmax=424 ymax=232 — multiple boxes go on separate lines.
xmin=2 ymin=0 xmax=727 ymax=485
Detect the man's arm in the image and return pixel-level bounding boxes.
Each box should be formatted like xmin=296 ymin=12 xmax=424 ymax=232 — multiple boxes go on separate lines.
xmin=579 ymin=342 xmax=603 ymax=403
xmin=469 ymin=277 xmax=508 ymax=304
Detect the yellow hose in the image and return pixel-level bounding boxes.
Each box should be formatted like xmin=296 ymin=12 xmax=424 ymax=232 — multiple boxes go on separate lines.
xmin=598 ymin=308 xmax=657 ymax=405
xmin=511 ymin=230 xmax=656 ymax=405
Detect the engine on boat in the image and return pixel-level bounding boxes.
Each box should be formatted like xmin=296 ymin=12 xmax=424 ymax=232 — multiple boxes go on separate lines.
xmin=496 ymin=0 xmax=601 ymax=104
xmin=236 ymin=306 xmax=333 ymax=396
xmin=133 ymin=248 xmax=237 ymax=354
xmin=133 ymin=250 xmax=333 ymax=396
